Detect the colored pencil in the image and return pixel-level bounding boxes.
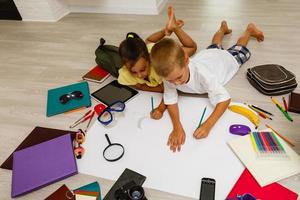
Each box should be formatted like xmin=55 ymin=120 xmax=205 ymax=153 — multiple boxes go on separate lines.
xmin=271 ymin=97 xmax=293 ymax=122
xmin=282 ymin=97 xmax=288 ymax=111
xmin=151 ymin=96 xmax=154 ymax=113
xmin=251 ymin=104 xmax=273 ymax=116
xmin=248 ymin=105 xmax=272 ymax=120
xmin=198 ymin=106 xmax=207 ymax=128
xmin=265 ymin=124 xmax=295 ymax=147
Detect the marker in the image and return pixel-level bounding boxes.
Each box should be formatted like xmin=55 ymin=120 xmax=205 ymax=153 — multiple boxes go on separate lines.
xmin=198 ymin=106 xmax=207 ymax=128
xmin=282 ymin=97 xmax=288 ymax=111
xmin=151 ymin=96 xmax=154 ymax=113
xmin=271 ymin=97 xmax=293 ymax=122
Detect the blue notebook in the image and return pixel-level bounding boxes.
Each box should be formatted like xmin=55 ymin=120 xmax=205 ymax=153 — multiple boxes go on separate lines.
xmin=74 ymin=182 xmax=101 ymax=200
xmin=47 ymin=81 xmax=91 ymax=117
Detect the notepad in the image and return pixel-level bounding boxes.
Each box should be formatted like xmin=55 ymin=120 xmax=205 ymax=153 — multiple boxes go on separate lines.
xmin=47 ymin=81 xmax=91 ymax=117
xmin=11 ymin=134 xmax=78 ymax=197
xmin=228 ymin=129 xmax=300 ymax=186
xmin=82 ymin=65 xmax=110 ymax=83
xmin=227 ymin=168 xmax=298 ymax=200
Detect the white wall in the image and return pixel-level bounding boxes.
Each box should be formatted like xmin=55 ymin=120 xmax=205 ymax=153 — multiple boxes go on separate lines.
xmin=14 ymin=0 xmax=70 ymax=22
xmin=13 ymin=0 xmax=167 ymax=22
xmin=67 ymin=0 xmax=168 ymax=15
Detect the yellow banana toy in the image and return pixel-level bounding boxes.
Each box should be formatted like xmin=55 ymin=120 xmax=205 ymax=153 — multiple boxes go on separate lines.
xmin=228 ymin=105 xmax=260 ymax=128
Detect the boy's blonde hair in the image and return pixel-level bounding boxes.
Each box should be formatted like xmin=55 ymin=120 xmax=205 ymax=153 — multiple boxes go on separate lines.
xmin=151 ymin=38 xmax=185 ymax=77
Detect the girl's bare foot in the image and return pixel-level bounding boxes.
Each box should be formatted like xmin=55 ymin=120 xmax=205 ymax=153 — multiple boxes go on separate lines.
xmin=246 ymin=23 xmax=264 ymax=42
xmin=220 ymin=20 xmax=232 ymax=34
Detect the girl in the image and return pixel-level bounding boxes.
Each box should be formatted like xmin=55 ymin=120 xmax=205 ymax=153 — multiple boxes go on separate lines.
xmin=117 ymin=6 xmax=188 ymax=93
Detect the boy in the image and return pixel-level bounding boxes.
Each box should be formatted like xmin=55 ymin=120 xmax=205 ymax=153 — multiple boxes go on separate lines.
xmin=150 ymin=20 xmax=264 ymax=152
xmin=117 ymin=6 xmax=191 ymax=93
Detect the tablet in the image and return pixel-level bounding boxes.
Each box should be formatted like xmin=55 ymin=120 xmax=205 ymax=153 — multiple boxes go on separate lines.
xmin=91 ymin=80 xmax=138 ymax=106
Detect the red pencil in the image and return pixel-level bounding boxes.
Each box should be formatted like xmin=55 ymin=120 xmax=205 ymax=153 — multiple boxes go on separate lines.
xmin=282 ymin=97 xmax=288 ymax=111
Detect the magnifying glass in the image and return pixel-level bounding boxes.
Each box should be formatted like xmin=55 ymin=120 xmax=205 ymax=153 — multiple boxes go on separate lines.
xmin=103 ymin=134 xmax=125 ymax=162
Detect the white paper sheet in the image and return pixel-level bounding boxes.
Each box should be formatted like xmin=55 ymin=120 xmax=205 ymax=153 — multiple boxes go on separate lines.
xmin=77 ymin=92 xmax=252 ymax=199
xmin=228 ymin=128 xmax=300 ymax=187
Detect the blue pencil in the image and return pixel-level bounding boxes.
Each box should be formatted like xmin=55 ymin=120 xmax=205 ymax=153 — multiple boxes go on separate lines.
xmin=151 ymin=96 xmax=154 ymax=113
xmin=197 ymin=106 xmax=207 ymax=128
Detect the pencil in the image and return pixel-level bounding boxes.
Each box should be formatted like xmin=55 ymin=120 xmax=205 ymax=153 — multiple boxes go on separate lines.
xmin=271 ymin=97 xmax=293 ymax=122
xmin=247 ymin=104 xmax=272 ymax=120
xmin=198 ymin=106 xmax=207 ymax=128
xmin=265 ymin=124 xmax=295 ymax=147
xmin=282 ymin=97 xmax=288 ymax=111
xmin=251 ymin=105 xmax=273 ymax=116
xmin=151 ymin=96 xmax=154 ymax=113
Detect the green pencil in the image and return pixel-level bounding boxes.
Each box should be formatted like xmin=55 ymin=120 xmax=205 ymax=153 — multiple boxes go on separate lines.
xmin=151 ymin=96 xmax=154 ymax=113
xmin=198 ymin=106 xmax=207 ymax=128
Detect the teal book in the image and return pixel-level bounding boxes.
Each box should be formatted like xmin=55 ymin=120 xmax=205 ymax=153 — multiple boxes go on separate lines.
xmin=46 ymin=81 xmax=91 ymax=117
xmin=74 ymin=182 xmax=101 ymax=200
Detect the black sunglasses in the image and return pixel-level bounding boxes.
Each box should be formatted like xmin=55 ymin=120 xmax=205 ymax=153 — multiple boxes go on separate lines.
xmin=59 ymin=91 xmax=84 ymax=104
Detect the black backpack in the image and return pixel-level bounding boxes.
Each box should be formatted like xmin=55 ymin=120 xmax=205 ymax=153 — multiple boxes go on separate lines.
xmin=247 ymin=64 xmax=297 ymax=95
xmin=95 ymin=38 xmax=122 ymax=78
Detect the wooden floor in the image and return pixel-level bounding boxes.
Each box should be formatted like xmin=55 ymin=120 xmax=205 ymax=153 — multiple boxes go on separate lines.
xmin=0 ymin=0 xmax=300 ymax=199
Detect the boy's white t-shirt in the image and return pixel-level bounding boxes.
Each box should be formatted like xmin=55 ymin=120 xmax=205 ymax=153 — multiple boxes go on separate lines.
xmin=163 ymin=48 xmax=240 ymax=106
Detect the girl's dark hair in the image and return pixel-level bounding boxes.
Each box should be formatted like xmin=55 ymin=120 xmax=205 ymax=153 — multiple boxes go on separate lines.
xmin=119 ymin=32 xmax=150 ymax=67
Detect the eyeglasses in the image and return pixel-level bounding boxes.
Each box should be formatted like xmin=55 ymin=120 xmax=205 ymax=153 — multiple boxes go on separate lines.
xmin=59 ymin=91 xmax=83 ymax=104
xmin=97 ymin=101 xmax=125 ymax=126
xmin=226 ymin=193 xmax=258 ymax=200
xmin=73 ymin=129 xmax=86 ymax=159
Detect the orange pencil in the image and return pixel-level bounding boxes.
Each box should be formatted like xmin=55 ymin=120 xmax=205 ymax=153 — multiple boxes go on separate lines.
xmin=265 ymin=124 xmax=295 ymax=147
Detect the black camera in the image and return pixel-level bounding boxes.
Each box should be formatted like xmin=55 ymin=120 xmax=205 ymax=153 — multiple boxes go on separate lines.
xmin=114 ymin=181 xmax=147 ymax=200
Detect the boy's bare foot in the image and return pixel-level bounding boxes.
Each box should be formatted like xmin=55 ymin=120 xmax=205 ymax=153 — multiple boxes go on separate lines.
xmin=220 ymin=20 xmax=232 ymax=34
xmin=246 ymin=23 xmax=264 ymax=42
xmin=165 ymin=6 xmax=183 ymax=36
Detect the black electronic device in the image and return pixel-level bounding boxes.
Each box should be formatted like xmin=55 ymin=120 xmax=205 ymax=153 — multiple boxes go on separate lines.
xmin=199 ymin=177 xmax=215 ymax=200
xmin=91 ymin=80 xmax=138 ymax=106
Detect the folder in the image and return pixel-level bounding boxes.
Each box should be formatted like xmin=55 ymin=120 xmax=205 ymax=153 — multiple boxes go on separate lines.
xmin=74 ymin=182 xmax=101 ymax=200
xmin=1 ymin=126 xmax=76 ymax=170
xmin=45 ymin=184 xmax=75 ymax=200
xmin=227 ymin=168 xmax=298 ymax=200
xmin=47 ymin=81 xmax=91 ymax=117
xmin=11 ymin=134 xmax=78 ymax=197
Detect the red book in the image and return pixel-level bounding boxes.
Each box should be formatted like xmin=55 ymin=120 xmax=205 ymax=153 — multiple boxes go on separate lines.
xmin=82 ymin=65 xmax=110 ymax=83
xmin=227 ymin=168 xmax=298 ymax=200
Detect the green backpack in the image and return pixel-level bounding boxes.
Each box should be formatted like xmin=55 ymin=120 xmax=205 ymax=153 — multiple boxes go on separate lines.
xmin=95 ymin=38 xmax=122 ymax=78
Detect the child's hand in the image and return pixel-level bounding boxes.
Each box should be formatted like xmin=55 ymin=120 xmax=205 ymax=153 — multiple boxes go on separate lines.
xmin=193 ymin=122 xmax=212 ymax=139
xmin=150 ymin=108 xmax=164 ymax=120
xmin=167 ymin=125 xmax=186 ymax=152
xmin=165 ymin=6 xmax=185 ymax=36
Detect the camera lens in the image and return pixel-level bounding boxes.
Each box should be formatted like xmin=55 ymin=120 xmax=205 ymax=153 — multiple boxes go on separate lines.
xmin=128 ymin=186 xmax=144 ymax=200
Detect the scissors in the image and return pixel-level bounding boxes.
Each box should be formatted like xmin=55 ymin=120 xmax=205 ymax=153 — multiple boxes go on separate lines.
xmin=69 ymin=103 xmax=107 ymax=131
